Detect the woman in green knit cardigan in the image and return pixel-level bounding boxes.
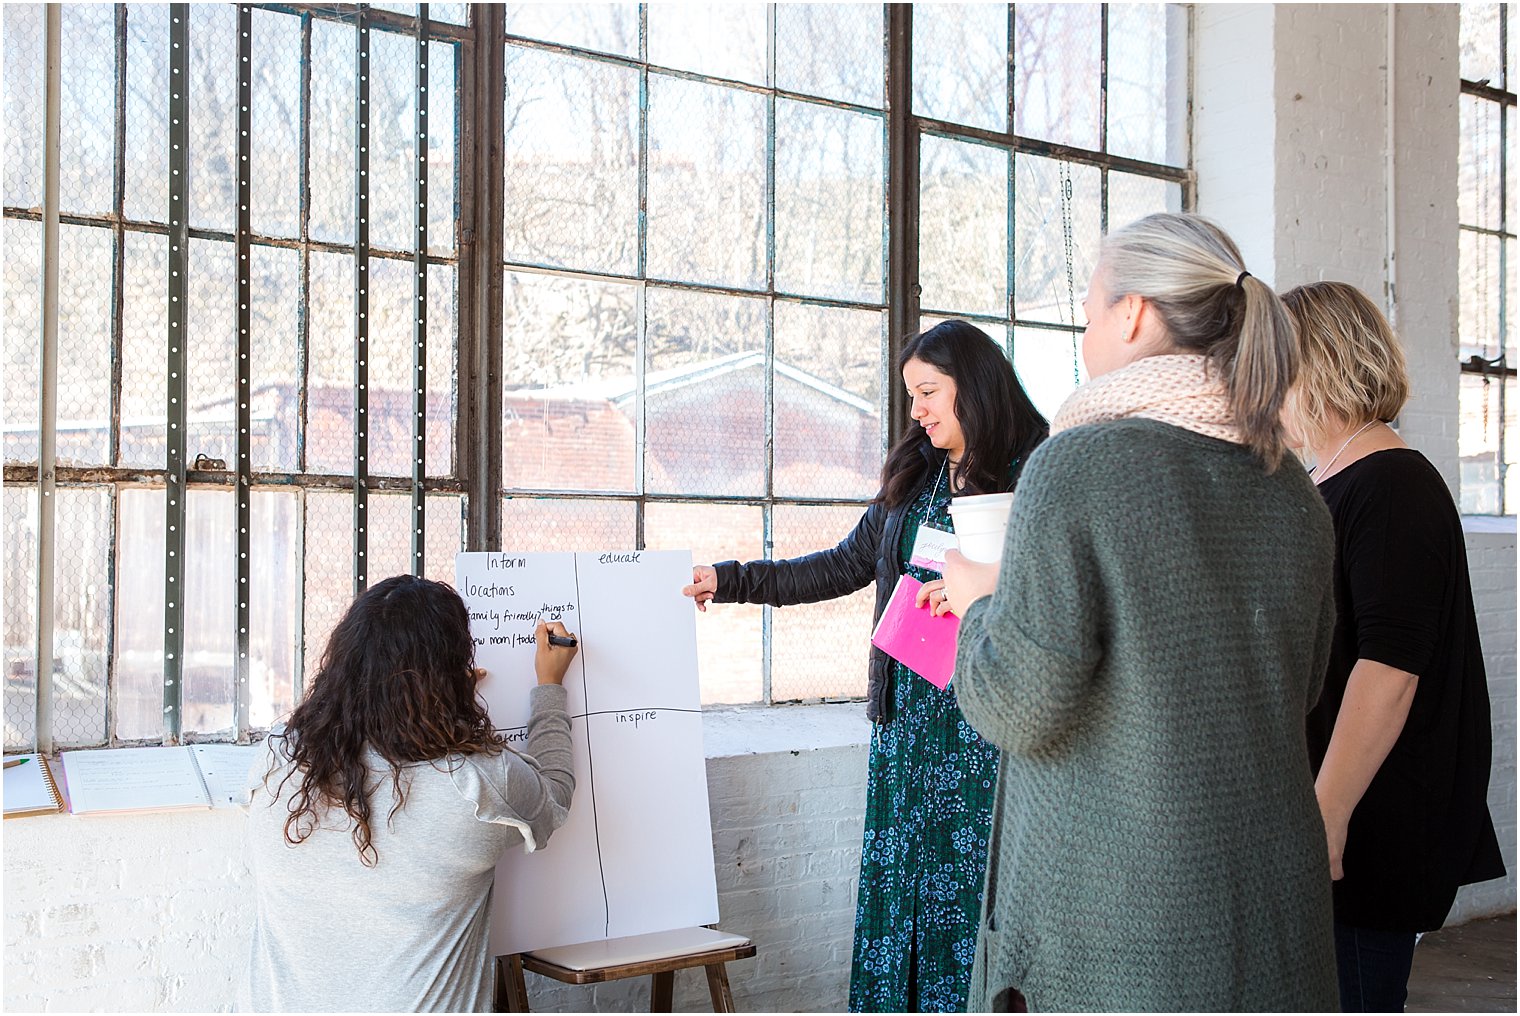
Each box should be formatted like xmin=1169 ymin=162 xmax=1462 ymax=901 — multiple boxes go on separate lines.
xmin=940 ymin=213 xmax=1340 ymax=1012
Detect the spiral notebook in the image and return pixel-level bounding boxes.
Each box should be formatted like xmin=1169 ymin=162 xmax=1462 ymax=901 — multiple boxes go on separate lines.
xmin=60 ymin=744 xmax=261 ymax=815
xmin=4 ymin=754 xmax=65 ymax=818
xmin=870 ymin=574 xmax=960 ymax=690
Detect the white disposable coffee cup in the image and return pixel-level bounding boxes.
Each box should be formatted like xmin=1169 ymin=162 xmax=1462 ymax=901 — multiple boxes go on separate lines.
xmin=947 ymin=491 xmax=1015 ymax=564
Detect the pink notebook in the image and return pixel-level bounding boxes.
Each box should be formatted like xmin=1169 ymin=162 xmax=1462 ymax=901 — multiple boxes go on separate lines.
xmin=870 ymin=574 xmax=960 ymax=690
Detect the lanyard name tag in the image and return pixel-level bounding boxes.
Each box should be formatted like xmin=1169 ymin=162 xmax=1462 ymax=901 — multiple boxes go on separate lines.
xmin=909 ymin=525 xmax=958 ymax=571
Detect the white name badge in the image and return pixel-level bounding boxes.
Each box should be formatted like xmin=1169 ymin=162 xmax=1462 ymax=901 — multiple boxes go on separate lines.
xmin=908 ymin=524 xmax=958 ymax=570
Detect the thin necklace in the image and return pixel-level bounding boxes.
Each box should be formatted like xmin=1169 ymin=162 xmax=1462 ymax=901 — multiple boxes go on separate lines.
xmin=1311 ymin=420 xmax=1379 ymax=481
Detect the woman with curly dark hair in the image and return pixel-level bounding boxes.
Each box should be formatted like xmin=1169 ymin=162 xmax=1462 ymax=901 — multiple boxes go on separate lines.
xmin=238 ymin=574 xmax=578 ymax=1012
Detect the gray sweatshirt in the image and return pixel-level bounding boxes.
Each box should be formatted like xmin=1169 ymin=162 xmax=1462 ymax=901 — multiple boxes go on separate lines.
xmin=237 ymin=684 xmax=573 ymax=1013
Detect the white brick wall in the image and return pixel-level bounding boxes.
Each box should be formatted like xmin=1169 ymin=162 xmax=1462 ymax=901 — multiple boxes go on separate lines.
xmin=1449 ymin=527 xmax=1519 ymax=924
xmin=2 ymin=727 xmax=872 ymax=1014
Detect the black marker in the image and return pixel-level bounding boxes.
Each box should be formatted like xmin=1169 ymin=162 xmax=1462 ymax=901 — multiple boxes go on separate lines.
xmin=547 ymin=632 xmax=578 ymax=648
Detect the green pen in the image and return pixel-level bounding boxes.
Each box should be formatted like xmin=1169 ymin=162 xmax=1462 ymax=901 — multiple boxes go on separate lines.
xmin=3 ymin=757 xmax=28 ymax=770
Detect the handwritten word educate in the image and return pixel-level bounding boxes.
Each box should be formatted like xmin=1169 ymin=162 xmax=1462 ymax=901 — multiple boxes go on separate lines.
xmin=598 ymin=552 xmax=642 ymax=564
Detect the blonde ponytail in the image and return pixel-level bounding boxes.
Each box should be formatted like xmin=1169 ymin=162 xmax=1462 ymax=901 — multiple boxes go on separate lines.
xmin=1098 ymin=213 xmax=1298 ymax=470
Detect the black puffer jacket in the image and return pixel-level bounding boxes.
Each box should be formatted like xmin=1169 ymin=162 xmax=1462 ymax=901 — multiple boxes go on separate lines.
xmin=715 ymin=445 xmax=1019 ymax=723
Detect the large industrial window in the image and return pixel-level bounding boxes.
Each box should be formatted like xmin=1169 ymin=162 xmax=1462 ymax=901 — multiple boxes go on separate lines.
xmin=1458 ymin=3 xmax=1516 ymax=515
xmin=4 ymin=3 xmax=1191 ymax=751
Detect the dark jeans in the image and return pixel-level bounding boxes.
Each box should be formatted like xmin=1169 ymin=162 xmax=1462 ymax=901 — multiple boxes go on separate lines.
xmin=1334 ymin=921 xmax=1418 ymax=1012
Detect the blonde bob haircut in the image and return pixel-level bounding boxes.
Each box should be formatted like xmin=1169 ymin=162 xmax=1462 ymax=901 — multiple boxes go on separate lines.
xmin=1280 ymin=281 xmax=1409 ymax=450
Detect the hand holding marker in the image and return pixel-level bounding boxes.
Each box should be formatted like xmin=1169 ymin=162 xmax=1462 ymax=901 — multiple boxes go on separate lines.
xmin=534 ymin=617 xmax=580 ymax=687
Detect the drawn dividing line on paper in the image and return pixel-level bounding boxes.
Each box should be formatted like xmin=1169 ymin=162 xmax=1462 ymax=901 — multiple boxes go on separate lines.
xmin=571 ymin=555 xmax=612 ymax=938
xmin=494 ymin=706 xmax=704 ymax=736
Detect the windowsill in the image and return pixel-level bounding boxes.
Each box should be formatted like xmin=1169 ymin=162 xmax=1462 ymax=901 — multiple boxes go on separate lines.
xmin=701 ymin=701 xmax=871 ymax=759
xmin=1462 ymin=515 xmax=1518 ymax=535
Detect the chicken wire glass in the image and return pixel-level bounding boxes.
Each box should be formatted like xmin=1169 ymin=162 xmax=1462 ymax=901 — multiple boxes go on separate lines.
xmin=775 ymin=3 xmax=884 ymax=109
xmin=4 ymin=486 xmax=39 ymax=750
xmin=919 ymin=135 xmax=1008 ymax=317
xmin=501 ymin=271 xmax=638 ymax=493
xmin=4 ymin=218 xmax=42 ymax=464
xmin=503 ymin=45 xmax=638 ymax=275
xmin=644 ymin=287 xmax=768 ymax=497
xmin=2 ymin=4 xmax=45 ymax=210
xmin=1013 ymin=155 xmax=1101 ymax=326
xmin=499 ymin=497 xmax=636 ymax=553
xmin=912 ymin=3 xmax=1008 ymax=133
xmin=774 ymin=100 xmax=885 ymax=304
xmin=115 ymin=487 xmax=167 ymax=741
xmin=643 ymin=501 xmax=764 ymax=706
xmin=504 ymin=4 xmax=639 ymax=58
xmin=59 ymin=4 xmax=116 ymax=217
xmin=769 ymin=504 xmax=874 ymax=702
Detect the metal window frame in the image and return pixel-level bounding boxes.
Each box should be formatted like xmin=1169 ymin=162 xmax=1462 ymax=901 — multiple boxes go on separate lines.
xmin=3 ymin=3 xmax=466 ymax=750
xmin=5 ymin=2 xmax=1198 ymax=747
xmin=1458 ymin=6 xmax=1516 ymax=515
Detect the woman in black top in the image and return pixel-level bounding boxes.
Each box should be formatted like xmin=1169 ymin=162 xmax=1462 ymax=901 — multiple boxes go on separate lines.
xmin=1282 ymin=281 xmax=1505 ymax=1012
xmin=681 ymin=321 xmax=1048 ymax=1012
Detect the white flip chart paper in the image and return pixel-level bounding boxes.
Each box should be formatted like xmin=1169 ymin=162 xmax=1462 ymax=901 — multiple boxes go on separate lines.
xmin=456 ymin=550 xmax=719 ymax=955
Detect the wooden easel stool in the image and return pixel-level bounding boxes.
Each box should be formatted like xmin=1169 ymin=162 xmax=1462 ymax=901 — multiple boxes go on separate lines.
xmin=495 ymin=926 xmax=756 ymax=1013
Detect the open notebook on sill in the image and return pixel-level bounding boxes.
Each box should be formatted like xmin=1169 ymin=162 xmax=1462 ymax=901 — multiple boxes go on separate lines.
xmin=4 ymin=754 xmax=65 ymax=818
xmin=60 ymin=743 xmax=263 ymax=815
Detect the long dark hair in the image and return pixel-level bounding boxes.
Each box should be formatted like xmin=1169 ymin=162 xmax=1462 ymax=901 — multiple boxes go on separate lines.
xmin=271 ymin=575 xmax=502 ymax=866
xmin=877 ymin=320 xmax=1049 ymax=507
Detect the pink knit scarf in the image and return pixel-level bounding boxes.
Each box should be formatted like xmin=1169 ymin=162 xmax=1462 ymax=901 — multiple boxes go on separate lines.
xmin=1050 ymin=354 xmax=1242 ymax=445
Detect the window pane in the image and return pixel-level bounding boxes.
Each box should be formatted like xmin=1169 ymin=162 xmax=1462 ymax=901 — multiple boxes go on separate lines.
xmin=1015 ymin=3 xmax=1100 ymax=151
xmin=1013 ymin=326 xmax=1085 ymax=424
xmin=503 ymin=4 xmax=639 ymax=58
xmin=60 ymin=4 xmax=115 ymax=217
xmin=309 ymin=18 xmax=355 ymax=245
xmin=3 ymin=218 xmax=41 ymax=464
xmin=188 ymin=3 xmax=237 ymax=232
xmin=186 ymin=239 xmax=237 ymax=471
xmin=1459 ymin=373 xmax=1504 ymax=515
xmin=503 ymin=46 xmax=639 ymax=275
xmin=776 ymin=3 xmax=883 ymax=108
xmin=644 ymin=502 xmax=762 ymax=706
xmin=302 ymin=490 xmax=354 ymax=689
xmin=366 ymin=490 xmax=416 ymax=584
xmin=919 ymin=135 xmax=1008 ymax=317
xmin=250 ymin=9 xmax=302 ymax=239
xmin=775 ymin=101 xmax=884 ymax=303
xmin=428 ymin=265 xmax=459 ymax=478
xmin=125 ymin=4 xmax=169 ymax=224
xmin=2 ymin=4 xmax=45 ymax=209
xmin=250 ymin=489 xmax=299 ymax=730
xmin=645 ymin=288 xmax=767 ymax=497
xmin=306 ymin=250 xmax=354 ymax=475
xmin=1108 ymin=171 xmax=1183 ymax=235
xmin=184 ymin=489 xmax=233 ymax=737
xmin=427 ymin=40 xmax=458 ymax=258
xmin=115 ymin=487 xmax=165 ymax=741
xmin=1107 ymin=4 xmax=1185 ymax=165
xmin=770 ymin=504 xmax=872 ymax=701
xmin=647 ymin=5 xmax=767 ymax=85
xmin=1459 ymin=3 xmax=1503 ymax=86
xmin=774 ymin=302 xmax=883 ymax=500
xmin=1459 ymin=230 xmax=1503 ymax=358
xmin=251 ymin=244 xmax=301 ymax=472
xmin=370 ymin=29 xmax=419 ymax=253
xmin=913 ymin=3 xmax=1007 ymax=133
xmin=368 ymin=257 xmax=419 ymax=478
xmin=4 ymin=485 xmax=38 ymax=750
xmin=425 ymin=493 xmax=464 ymax=583
xmin=53 ymin=487 xmax=111 ymax=746
xmin=1014 ymin=155 xmax=1101 ymax=326
xmin=647 ymin=75 xmax=766 ymax=288
xmin=500 ymin=496 xmax=636 ymax=552
xmin=501 ymin=271 xmax=637 ymax=493
xmin=56 ymin=225 xmax=114 ymax=467
xmin=121 ymin=230 xmax=169 ymax=469
xmin=1459 ymin=95 xmax=1502 ymax=230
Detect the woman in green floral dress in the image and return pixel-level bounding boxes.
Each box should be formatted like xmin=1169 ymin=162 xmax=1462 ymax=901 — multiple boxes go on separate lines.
xmin=684 ymin=321 xmax=1048 ymax=1012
